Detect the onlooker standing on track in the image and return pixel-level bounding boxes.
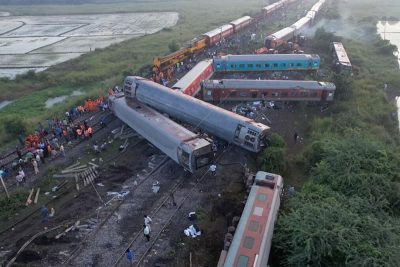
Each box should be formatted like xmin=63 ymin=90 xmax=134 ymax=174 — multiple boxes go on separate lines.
xmin=143 ymin=224 xmax=151 ymax=242
xmin=40 ymin=206 xmax=49 ymax=223
xmin=32 ymin=159 xmax=39 ymax=175
xmin=126 ymin=248 xmax=134 ymax=265
xmin=60 ymin=144 xmax=65 ymax=158
xmin=144 ymin=215 xmax=152 ymax=232
xmin=209 ymin=164 xmax=217 ymax=176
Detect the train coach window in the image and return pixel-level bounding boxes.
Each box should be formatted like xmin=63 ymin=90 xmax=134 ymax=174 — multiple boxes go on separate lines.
xmin=281 ymin=92 xmax=288 ymax=97
xmin=248 ymin=220 xmax=259 ymax=232
xmin=311 ymin=91 xmax=318 ymax=97
xmin=243 ymin=237 xmax=255 ymax=249
xmin=272 ymin=92 xmax=279 ymax=97
xmin=237 ymin=256 xmax=249 ymax=267
xmin=231 ymin=64 xmax=236 ymax=68
xmin=265 ymin=64 xmax=270 ymax=68
xmin=296 ymin=63 xmax=302 ymax=67
xmin=257 ymin=193 xmax=267 ymax=202
xmin=251 ymin=92 xmax=258 ymax=98
xmin=239 ymin=64 xmax=245 ymax=68
xmin=291 ymin=91 xmax=297 ymax=97
xmin=256 ymin=64 xmax=261 ymax=68
xmin=290 ymin=63 xmax=295 ymax=67
xmin=240 ymin=92 xmax=248 ymax=97
xmin=230 ymin=91 xmax=237 ymax=97
xmin=262 ymin=92 xmax=268 ymax=97
xmin=216 ymin=63 xmax=221 ymax=69
xmin=273 ymin=63 xmax=278 ymax=68
xmin=248 ymin=64 xmax=254 ymax=68
xmin=281 ymin=63 xmax=286 ymax=67
xmin=301 ymin=91 xmax=308 ymax=97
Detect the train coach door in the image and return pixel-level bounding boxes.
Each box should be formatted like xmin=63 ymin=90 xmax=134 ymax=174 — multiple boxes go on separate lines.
xmin=234 ymin=124 xmax=247 ymax=144
xmin=177 ymin=147 xmax=191 ymax=172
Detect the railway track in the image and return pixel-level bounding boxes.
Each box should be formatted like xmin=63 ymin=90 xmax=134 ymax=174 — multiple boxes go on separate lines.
xmin=63 ymin=155 xmax=171 ymax=266
xmin=2 ymin=137 xmax=162 ymax=266
xmin=112 ymin=148 xmax=232 ymax=267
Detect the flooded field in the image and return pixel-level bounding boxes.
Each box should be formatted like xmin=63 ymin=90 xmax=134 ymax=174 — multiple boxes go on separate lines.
xmin=377 ymin=21 xmax=400 ymax=67
xmin=0 ymin=12 xmax=179 ymax=78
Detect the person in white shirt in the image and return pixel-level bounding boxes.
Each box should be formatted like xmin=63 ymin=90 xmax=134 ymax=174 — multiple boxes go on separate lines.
xmin=144 ymin=215 xmax=152 ymax=231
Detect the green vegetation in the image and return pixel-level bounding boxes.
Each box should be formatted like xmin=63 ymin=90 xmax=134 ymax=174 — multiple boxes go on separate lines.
xmin=257 ymin=133 xmax=286 ymax=174
xmin=267 ymin=1 xmax=400 ymax=265
xmin=0 ymin=191 xmax=27 ymax=221
xmin=168 ymin=40 xmax=180 ymax=53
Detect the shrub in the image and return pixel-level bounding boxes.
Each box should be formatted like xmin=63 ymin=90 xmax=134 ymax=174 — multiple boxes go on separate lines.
xmin=2 ymin=116 xmax=27 ymax=137
xmin=168 ymin=40 xmax=180 ymax=53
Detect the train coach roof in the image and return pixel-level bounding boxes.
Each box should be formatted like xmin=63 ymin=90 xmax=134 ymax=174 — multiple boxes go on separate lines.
xmin=203 ymin=24 xmax=233 ymax=38
xmin=112 ymin=97 xmax=210 ymax=151
xmin=262 ymin=1 xmax=281 ymax=11
xmin=230 ymin=16 xmax=252 ymax=26
xmin=292 ymin=17 xmax=311 ymax=30
xmin=172 ymin=59 xmax=213 ymax=89
xmin=223 ymin=172 xmax=283 ymax=267
xmin=203 ymin=79 xmax=336 ymax=90
xmin=311 ymin=0 xmax=325 ymax=12
xmin=270 ymin=26 xmax=296 ymax=39
xmin=332 ymin=42 xmax=351 ymax=66
xmin=215 ymin=53 xmax=320 ymax=62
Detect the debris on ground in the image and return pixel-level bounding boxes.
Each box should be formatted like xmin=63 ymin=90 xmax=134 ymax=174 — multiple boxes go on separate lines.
xmin=184 ymin=225 xmax=201 ymax=238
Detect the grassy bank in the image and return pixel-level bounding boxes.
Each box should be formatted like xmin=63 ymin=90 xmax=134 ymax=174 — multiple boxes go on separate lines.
xmin=270 ymin=0 xmax=400 ymax=266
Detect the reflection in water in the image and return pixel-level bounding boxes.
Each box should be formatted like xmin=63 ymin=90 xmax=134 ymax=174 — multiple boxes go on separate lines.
xmin=45 ymin=90 xmax=84 ymax=108
xmin=377 ymin=21 xmax=400 ymax=68
xmin=0 ymin=100 xmax=12 ymax=110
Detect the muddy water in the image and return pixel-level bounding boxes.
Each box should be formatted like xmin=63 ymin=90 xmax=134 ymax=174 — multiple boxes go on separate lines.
xmin=0 ymin=100 xmax=12 ymax=109
xmin=45 ymin=90 xmax=84 ymax=108
xmin=377 ymin=21 xmax=400 ymax=68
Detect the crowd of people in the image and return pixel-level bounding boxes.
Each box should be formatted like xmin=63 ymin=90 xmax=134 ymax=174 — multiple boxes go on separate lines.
xmin=0 ymin=96 xmax=109 ymax=187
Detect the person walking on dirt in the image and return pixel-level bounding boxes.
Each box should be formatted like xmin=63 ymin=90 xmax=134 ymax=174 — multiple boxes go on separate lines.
xmin=294 ymin=132 xmax=299 ymax=144
xmin=32 ymin=159 xmax=39 ymax=175
xmin=170 ymin=192 xmax=177 ymax=207
xmin=126 ymin=248 xmax=134 ymax=265
xmin=143 ymin=225 xmax=151 ymax=242
xmin=40 ymin=206 xmax=49 ymax=223
xmin=209 ymin=164 xmax=217 ymax=176
xmin=144 ymin=215 xmax=152 ymax=231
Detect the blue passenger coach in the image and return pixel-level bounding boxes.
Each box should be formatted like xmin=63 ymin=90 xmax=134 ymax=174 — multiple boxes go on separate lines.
xmin=213 ymin=54 xmax=320 ymax=72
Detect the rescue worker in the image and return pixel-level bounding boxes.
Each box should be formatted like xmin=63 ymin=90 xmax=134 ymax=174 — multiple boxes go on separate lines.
xmin=144 ymin=215 xmax=152 ymax=232
xmin=126 ymin=249 xmax=134 ymax=265
xmin=143 ymin=225 xmax=150 ymax=242
xmin=209 ymin=164 xmax=217 ymax=176
xmin=88 ymin=127 xmax=93 ymax=138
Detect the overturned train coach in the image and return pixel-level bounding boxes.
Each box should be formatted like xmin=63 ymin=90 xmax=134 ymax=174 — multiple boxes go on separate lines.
xmin=124 ymin=76 xmax=270 ymax=153
xmin=109 ymin=94 xmax=212 ymax=173
xmin=202 ymin=79 xmax=336 ymax=102
xmin=219 ymin=171 xmax=283 ymax=267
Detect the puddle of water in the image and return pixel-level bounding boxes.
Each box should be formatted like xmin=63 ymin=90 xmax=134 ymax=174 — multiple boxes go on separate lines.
xmin=45 ymin=95 xmax=68 ymax=108
xmin=377 ymin=21 xmax=400 ymax=68
xmin=0 ymin=100 xmax=13 ymax=109
xmin=71 ymin=90 xmax=84 ymax=96
xmin=45 ymin=89 xmax=85 ymax=108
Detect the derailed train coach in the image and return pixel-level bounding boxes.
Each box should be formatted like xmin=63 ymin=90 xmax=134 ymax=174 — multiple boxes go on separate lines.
xmin=218 ymin=171 xmax=283 ymax=267
xmin=213 ymin=54 xmax=320 ymax=72
xmin=202 ymin=79 xmax=336 ymax=102
xmin=264 ymin=0 xmax=326 ymax=50
xmin=108 ymin=94 xmax=213 ymax=173
xmin=124 ymin=76 xmax=270 ymax=153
